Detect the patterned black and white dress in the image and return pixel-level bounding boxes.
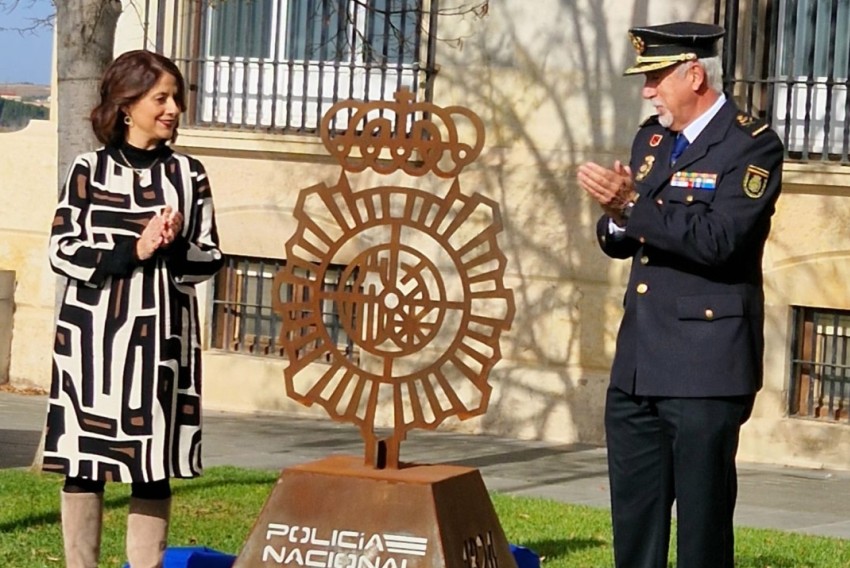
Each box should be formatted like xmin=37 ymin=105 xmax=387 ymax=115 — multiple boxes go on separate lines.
xmin=43 ymin=145 xmax=223 ymax=483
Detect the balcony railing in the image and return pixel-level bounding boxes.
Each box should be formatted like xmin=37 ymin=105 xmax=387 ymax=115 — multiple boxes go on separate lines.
xmin=143 ymin=0 xmax=439 ymax=135
xmin=716 ymin=0 xmax=849 ymax=164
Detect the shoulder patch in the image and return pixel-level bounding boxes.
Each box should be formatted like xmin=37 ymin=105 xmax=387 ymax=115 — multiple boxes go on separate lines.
xmin=735 ymin=112 xmax=770 ymax=137
xmin=639 ymin=114 xmax=660 ymax=128
xmin=742 ymin=164 xmax=770 ymax=198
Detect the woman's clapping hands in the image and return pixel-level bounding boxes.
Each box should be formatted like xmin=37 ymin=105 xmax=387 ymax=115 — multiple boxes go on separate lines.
xmin=135 ymin=206 xmax=184 ymax=261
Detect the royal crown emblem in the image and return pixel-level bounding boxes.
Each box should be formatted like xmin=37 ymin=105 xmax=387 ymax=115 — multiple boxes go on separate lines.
xmin=320 ymin=88 xmax=485 ymax=178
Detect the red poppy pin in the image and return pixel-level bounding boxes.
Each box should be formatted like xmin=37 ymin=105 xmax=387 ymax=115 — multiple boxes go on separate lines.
xmin=649 ymin=134 xmax=663 ymax=147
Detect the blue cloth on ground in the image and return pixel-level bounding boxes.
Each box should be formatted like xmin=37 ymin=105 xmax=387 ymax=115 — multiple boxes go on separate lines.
xmin=122 ymin=546 xmax=236 ymax=568
xmin=509 ymin=543 xmax=540 ymax=568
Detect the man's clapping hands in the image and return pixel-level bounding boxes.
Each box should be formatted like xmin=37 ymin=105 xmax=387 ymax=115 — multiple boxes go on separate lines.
xmin=576 ymin=160 xmax=637 ymax=226
xmin=135 ymin=206 xmax=184 ymax=261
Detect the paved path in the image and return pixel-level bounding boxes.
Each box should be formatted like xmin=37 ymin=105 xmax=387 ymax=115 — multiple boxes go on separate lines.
xmin=3 ymin=390 xmax=850 ymax=539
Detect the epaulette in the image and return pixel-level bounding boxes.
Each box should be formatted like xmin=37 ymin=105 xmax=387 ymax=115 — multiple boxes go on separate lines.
xmin=735 ymin=112 xmax=770 ymax=137
xmin=639 ymin=114 xmax=660 ymax=128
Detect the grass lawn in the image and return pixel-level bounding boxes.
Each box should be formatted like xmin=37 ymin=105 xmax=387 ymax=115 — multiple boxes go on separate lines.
xmin=1 ymin=466 xmax=848 ymax=567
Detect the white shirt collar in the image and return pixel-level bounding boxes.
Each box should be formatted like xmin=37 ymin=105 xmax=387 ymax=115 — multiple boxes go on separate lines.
xmin=680 ymin=92 xmax=727 ymax=143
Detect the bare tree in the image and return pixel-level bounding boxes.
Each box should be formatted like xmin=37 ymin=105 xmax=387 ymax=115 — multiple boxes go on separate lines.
xmin=0 ymin=0 xmax=52 ymax=34
xmin=55 ymin=0 xmax=122 ymax=184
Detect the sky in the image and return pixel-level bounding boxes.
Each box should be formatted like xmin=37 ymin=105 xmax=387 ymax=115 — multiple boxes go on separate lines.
xmin=0 ymin=1 xmax=53 ymax=85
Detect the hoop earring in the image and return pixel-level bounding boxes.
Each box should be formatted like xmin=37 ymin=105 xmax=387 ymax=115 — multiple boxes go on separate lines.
xmin=124 ymin=115 xmax=133 ymax=126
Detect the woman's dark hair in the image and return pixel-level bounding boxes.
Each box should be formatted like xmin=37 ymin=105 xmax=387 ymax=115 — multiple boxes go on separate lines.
xmin=90 ymin=50 xmax=187 ymax=146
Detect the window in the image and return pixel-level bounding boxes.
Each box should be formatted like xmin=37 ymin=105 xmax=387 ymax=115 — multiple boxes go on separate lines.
xmin=211 ymin=255 xmax=359 ymax=362
xmin=207 ymin=0 xmax=273 ymax=60
xmin=790 ymin=307 xmax=850 ymax=422
xmin=187 ymin=0 xmax=434 ymax=132
xmin=716 ymin=0 xmax=850 ymax=163
xmin=773 ymin=0 xmax=850 ymax=156
xmin=284 ymin=0 xmax=350 ymax=61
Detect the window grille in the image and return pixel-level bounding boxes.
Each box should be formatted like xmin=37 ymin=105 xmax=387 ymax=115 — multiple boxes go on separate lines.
xmin=789 ymin=306 xmax=850 ymax=422
xmin=210 ymin=255 xmax=359 ymax=362
xmin=715 ymin=0 xmax=850 ymax=164
xmin=151 ymin=0 xmax=438 ymax=134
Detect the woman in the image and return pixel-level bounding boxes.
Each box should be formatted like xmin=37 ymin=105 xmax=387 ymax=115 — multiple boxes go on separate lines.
xmin=43 ymin=50 xmax=223 ymax=568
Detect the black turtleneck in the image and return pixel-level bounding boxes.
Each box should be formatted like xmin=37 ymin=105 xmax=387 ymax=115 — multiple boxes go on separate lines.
xmin=107 ymin=141 xmax=172 ymax=170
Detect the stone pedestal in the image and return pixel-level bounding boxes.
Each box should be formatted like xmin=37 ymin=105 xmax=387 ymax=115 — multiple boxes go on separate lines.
xmin=234 ymin=455 xmax=517 ymax=568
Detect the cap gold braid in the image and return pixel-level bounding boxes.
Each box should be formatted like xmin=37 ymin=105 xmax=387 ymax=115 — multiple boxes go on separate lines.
xmin=624 ymin=52 xmax=699 ymax=75
xmin=636 ymin=53 xmax=698 ymax=64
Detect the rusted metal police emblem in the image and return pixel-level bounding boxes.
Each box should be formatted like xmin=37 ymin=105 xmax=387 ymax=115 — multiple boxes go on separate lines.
xmin=236 ymin=90 xmax=517 ymax=568
xmin=272 ymin=89 xmax=515 ymax=469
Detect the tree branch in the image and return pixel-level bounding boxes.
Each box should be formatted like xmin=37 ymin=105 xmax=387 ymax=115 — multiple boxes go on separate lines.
xmin=0 ymin=0 xmax=54 ymax=33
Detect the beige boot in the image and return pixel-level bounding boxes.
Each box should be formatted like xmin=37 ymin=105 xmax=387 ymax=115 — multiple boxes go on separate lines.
xmin=61 ymin=491 xmax=104 ymax=568
xmin=126 ymin=497 xmax=171 ymax=568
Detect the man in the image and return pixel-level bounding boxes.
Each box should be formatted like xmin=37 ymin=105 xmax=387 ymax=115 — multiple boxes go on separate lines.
xmin=576 ymin=22 xmax=784 ymax=568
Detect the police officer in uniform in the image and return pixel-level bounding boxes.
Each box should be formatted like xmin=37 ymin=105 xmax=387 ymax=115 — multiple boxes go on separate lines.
xmin=576 ymin=22 xmax=784 ymax=568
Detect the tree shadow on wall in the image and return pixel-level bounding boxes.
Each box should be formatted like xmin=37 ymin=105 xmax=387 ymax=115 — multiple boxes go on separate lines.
xmin=436 ymin=0 xmax=812 ymax=448
xmin=434 ymin=0 xmax=655 ymax=444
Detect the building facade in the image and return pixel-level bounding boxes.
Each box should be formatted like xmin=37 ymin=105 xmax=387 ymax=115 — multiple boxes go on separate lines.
xmin=1 ymin=0 xmax=850 ymax=468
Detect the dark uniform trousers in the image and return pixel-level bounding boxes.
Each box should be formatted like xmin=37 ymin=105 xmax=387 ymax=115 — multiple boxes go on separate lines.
xmin=606 ymin=386 xmax=755 ymax=568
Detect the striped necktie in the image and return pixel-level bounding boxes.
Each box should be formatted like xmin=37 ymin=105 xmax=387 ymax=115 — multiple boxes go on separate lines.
xmin=670 ymin=133 xmax=690 ymax=165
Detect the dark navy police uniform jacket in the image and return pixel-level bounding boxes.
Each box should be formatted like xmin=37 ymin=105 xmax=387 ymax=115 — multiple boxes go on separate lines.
xmin=597 ymin=99 xmax=784 ymax=398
